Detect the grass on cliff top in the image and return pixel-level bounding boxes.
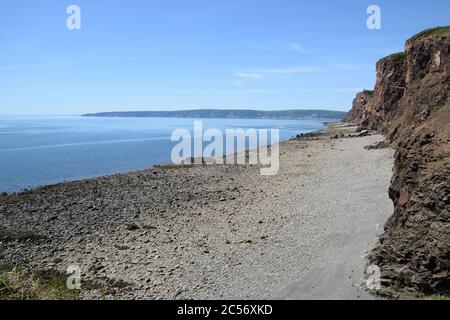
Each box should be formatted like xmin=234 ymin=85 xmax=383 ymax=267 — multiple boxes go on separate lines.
xmin=362 ymin=89 xmax=374 ymax=97
xmin=379 ymin=26 xmax=450 ymax=62
xmin=0 ymin=265 xmax=78 ymax=300
xmin=380 ymin=52 xmax=407 ymax=62
xmin=410 ymin=26 xmax=450 ymax=40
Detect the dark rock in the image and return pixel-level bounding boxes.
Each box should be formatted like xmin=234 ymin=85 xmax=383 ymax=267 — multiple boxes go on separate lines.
xmin=126 ymin=223 xmax=140 ymax=231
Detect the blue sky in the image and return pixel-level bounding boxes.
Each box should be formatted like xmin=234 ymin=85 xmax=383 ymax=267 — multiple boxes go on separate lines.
xmin=1 ymin=0 xmax=449 ymax=114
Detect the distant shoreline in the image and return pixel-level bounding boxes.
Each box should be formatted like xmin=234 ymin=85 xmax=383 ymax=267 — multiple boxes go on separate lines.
xmin=82 ymin=109 xmax=347 ymax=121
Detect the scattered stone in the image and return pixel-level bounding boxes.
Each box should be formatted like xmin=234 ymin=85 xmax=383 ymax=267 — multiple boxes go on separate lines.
xmin=126 ymin=223 xmax=140 ymax=231
xmin=115 ymin=244 xmax=130 ymax=251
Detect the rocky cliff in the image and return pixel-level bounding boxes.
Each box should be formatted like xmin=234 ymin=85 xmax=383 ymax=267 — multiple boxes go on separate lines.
xmin=346 ymin=27 xmax=450 ymax=297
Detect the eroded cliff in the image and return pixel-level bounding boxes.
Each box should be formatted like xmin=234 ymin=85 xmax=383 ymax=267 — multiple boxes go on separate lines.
xmin=347 ymin=27 xmax=450 ymax=297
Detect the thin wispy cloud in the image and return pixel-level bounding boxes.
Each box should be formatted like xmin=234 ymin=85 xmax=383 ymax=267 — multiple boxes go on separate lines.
xmin=290 ymin=42 xmax=309 ymax=53
xmin=234 ymin=63 xmax=367 ymax=79
xmin=335 ymin=63 xmax=366 ymax=70
xmin=0 ymin=62 xmax=80 ymax=70
xmin=177 ymin=89 xmax=278 ymax=94
xmin=241 ymin=89 xmax=278 ymax=94
xmin=246 ymin=54 xmax=280 ymax=61
xmin=244 ymin=41 xmax=309 ymax=54
xmin=235 ymin=66 xmax=324 ymax=79
xmin=259 ymin=67 xmax=324 ymax=74
xmin=234 ymin=72 xmax=265 ymax=79
xmin=296 ymin=87 xmax=363 ymax=93
xmin=0 ymin=57 xmax=152 ymax=71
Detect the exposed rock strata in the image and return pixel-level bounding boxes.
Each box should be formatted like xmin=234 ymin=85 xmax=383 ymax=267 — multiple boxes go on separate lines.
xmin=346 ymin=27 xmax=450 ymax=297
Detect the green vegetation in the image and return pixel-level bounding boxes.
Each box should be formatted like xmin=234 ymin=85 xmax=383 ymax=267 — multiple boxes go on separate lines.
xmin=377 ymin=26 xmax=450 ymax=64
xmin=362 ymin=89 xmax=374 ymax=97
xmin=0 ymin=265 xmax=78 ymax=300
xmin=380 ymin=52 xmax=407 ymax=62
xmin=83 ymin=109 xmax=347 ymax=121
xmin=410 ymin=26 xmax=450 ymax=40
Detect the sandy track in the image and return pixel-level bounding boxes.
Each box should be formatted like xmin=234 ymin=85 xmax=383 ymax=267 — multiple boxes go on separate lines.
xmin=0 ymin=133 xmax=394 ymax=299
xmin=278 ymin=135 xmax=394 ymax=300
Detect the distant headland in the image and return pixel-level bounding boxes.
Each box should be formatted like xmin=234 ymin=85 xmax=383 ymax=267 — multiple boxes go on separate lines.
xmin=82 ymin=109 xmax=347 ymax=121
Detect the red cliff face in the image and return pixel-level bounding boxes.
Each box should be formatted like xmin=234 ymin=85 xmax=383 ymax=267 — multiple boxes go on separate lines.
xmin=372 ymin=54 xmax=407 ymax=130
xmin=346 ymin=54 xmax=407 ymax=131
xmin=347 ymin=27 xmax=450 ymax=297
xmin=388 ymin=32 xmax=450 ymax=141
xmin=345 ymin=90 xmax=373 ymax=126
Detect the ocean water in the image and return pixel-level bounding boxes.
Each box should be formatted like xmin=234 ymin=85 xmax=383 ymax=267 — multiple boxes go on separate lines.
xmin=0 ymin=116 xmax=324 ymax=192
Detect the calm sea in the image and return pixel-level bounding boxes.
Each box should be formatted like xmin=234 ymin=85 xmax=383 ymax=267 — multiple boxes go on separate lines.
xmin=0 ymin=116 xmax=325 ymax=192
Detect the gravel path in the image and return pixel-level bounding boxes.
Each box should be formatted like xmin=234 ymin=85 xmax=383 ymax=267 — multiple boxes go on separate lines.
xmin=0 ymin=131 xmax=394 ymax=300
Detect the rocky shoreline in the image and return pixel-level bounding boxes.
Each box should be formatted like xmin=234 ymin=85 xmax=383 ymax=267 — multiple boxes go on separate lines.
xmin=0 ymin=125 xmax=395 ymax=299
